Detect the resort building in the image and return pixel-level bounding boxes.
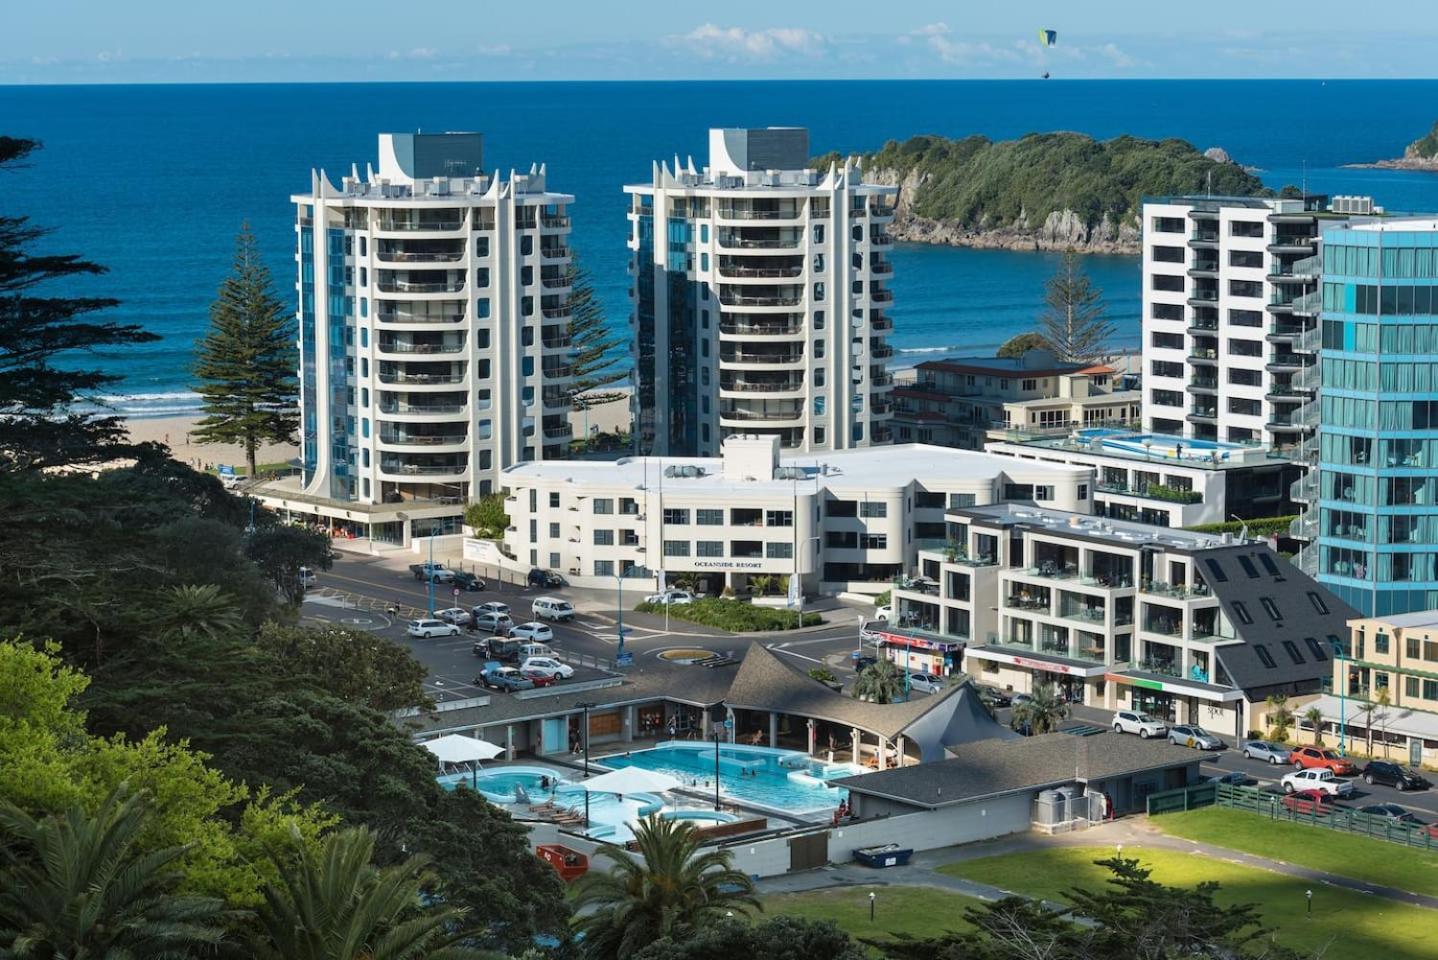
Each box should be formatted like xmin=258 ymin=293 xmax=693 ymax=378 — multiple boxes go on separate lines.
xmin=984 ymin=429 xmax=1298 ymax=528
xmin=268 ymin=132 xmax=575 ymax=542
xmin=1139 ymin=196 xmax=1325 ymax=456
xmin=890 ymin=503 xmax=1357 ymax=740
xmin=1303 ymin=610 xmax=1438 ymax=767
xmin=1309 ymin=219 xmax=1438 ymax=616
xmin=499 ymin=433 xmax=1091 ymax=596
xmin=624 ymin=127 xmax=899 ymax=457
xmin=893 ymin=350 xmax=1139 ymax=451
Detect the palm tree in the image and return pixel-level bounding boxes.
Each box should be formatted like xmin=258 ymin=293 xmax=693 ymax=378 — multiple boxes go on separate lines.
xmin=252 ymin=826 xmax=493 ymax=960
xmin=0 ymin=785 xmax=227 ymax=958
xmin=1011 ymin=682 xmax=1070 ymax=735
xmin=1354 ymin=699 xmax=1377 ymax=756
xmin=853 ymin=659 xmax=903 ymax=704
xmin=1376 ymin=689 xmax=1393 ymax=758
xmin=1303 ymin=706 xmax=1326 ymax=747
xmin=152 ymin=583 xmax=243 ymax=641
xmin=1265 ymin=694 xmax=1294 ymax=742
xmin=570 ymin=816 xmax=759 ymax=960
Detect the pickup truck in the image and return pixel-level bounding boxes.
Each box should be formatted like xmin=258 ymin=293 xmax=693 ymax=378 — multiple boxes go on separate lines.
xmin=410 ymin=562 xmax=454 ymax=583
xmin=478 ymin=666 xmax=535 ymax=692
xmin=473 ymin=636 xmax=521 ymax=661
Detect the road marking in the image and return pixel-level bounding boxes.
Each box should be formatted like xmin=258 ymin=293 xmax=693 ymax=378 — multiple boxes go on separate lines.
xmin=769 ymin=646 xmax=826 ymax=666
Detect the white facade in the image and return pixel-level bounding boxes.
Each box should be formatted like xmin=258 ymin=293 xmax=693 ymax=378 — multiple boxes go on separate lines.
xmin=500 ymin=435 xmax=1092 ymax=594
xmin=293 ymin=133 xmax=574 ymax=537
xmin=1140 ymin=196 xmax=1322 ymax=455
xmin=625 ymin=128 xmax=898 ymax=457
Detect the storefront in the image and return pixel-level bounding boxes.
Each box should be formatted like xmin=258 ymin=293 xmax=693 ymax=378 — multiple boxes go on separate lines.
xmin=1105 ymin=671 xmax=1245 ymax=738
xmin=962 ymin=646 xmax=1109 ymax=706
xmin=874 ymin=629 xmax=965 ymax=677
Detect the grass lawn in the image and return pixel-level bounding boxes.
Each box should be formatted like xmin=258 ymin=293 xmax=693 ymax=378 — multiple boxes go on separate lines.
xmin=1152 ymin=807 xmax=1438 ymax=898
xmin=763 ymin=884 xmax=980 ymax=943
xmin=938 ymin=845 xmax=1438 ymax=960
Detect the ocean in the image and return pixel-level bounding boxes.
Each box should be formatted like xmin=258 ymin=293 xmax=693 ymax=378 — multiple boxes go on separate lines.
xmin=5 ymin=79 xmax=1438 ymax=416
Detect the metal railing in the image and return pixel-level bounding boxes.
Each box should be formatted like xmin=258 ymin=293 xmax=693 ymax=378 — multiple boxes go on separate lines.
xmin=377 ymin=219 xmax=463 ymax=231
xmin=377 ymin=312 xmax=463 ymax=324
xmin=718 ymin=264 xmax=804 ymax=279
xmin=378 ymin=432 xmax=467 ymax=446
xmin=719 ymin=320 xmax=803 ymax=335
xmin=378 ymin=341 xmax=464 ymax=354
xmin=717 ymin=207 xmax=801 ymax=220
xmin=378 ymin=279 xmax=465 ymax=294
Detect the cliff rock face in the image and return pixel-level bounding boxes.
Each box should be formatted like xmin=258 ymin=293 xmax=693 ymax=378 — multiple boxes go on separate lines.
xmin=865 ymin=166 xmax=1142 ymax=254
xmin=1350 ymin=122 xmax=1438 ymax=171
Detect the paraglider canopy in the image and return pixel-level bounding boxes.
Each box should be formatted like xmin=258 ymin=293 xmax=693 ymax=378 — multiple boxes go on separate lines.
xmin=1039 ymin=29 xmax=1057 ymax=47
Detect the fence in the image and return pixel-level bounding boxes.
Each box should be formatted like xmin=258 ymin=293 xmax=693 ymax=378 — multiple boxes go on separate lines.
xmin=1147 ymin=782 xmax=1438 ymax=850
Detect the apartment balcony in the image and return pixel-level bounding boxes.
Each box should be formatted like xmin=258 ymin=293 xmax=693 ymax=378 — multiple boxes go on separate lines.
xmin=1297 ymin=325 xmax=1321 ymax=353
xmin=1187 ymin=347 xmax=1218 ymax=366
xmin=871 ymin=373 xmax=895 ymax=388
xmin=871 ymin=233 xmax=895 ymax=246
xmin=719 ymin=376 xmax=805 ymax=396
xmin=540 ymin=214 xmax=571 ymax=230
xmin=1290 ymin=471 xmax=1317 ymax=502
xmin=540 ymin=270 xmax=573 ymax=291
xmin=1290 ymin=510 xmax=1318 ymax=540
xmin=719 ymin=348 xmax=804 ymax=366
xmin=376 ymin=273 xmax=466 ymax=296
xmin=872 ymin=427 xmax=893 ymax=443
xmin=718 ymin=290 xmax=804 ymax=309
xmin=871 ymin=288 xmax=895 ymax=303
xmin=718 ymin=402 xmax=805 ymax=424
xmin=1265 ymin=384 xmax=1304 ymax=403
xmin=1188 ymin=229 xmax=1219 ymax=247
xmin=375 ymin=215 xmax=465 ymax=233
xmin=870 ymin=343 xmax=895 ymax=360
xmin=378 ymin=457 xmax=469 ymax=480
xmin=1266 ymin=414 xmax=1306 ymax=433
xmin=540 ymin=244 xmax=572 ymax=262
xmin=542 ymin=387 xmax=572 ymax=410
xmin=376 ymin=306 xmax=465 ymax=325
xmin=375 ymin=241 xmax=464 ymax=264
xmin=1005 ymin=593 xmax=1052 ymax=613
xmin=1292 ymin=290 xmax=1322 ymax=317
xmin=872 ymin=398 xmax=893 ymax=415
xmin=1095 ymin=481 xmax=1201 ymax=505
xmin=1266 ymin=352 xmax=1306 ymax=373
xmin=542 ymin=422 xmax=573 ymax=442
xmin=1294 ymin=363 xmax=1321 ymax=392
xmin=1265 ymin=322 xmax=1306 ymax=343
xmin=871 ymin=314 xmax=894 ymax=332
xmin=376 ymin=337 xmax=465 ymax=357
xmin=716 ymin=230 xmax=802 ymax=250
xmin=1186 ymin=289 xmax=1219 ymax=307
xmin=376 ymin=399 xmax=468 ymax=419
xmin=1187 ymin=258 xmax=1220 ymax=278
xmin=1187 ymin=318 xmax=1219 ymax=335
xmin=376 ymin=369 xmax=466 ymax=387
xmin=377 ymin=428 xmax=469 ymax=449
xmin=542 ymin=333 xmax=573 ymax=351
xmin=868 ymin=202 xmax=896 ymax=218
xmin=717 ymin=261 xmax=804 ymax=280
xmin=871 ymin=259 xmax=894 ymax=276
xmin=1296 ymin=401 xmax=1320 ymax=428
xmin=717 ymin=205 xmax=804 ymax=221
xmin=1268 ymin=235 xmax=1316 ymax=254
xmin=1292 ymin=253 xmax=1323 ymax=279
xmin=720 ymin=317 xmax=804 ymax=337
xmin=1186 ymin=377 xmax=1219 ymax=394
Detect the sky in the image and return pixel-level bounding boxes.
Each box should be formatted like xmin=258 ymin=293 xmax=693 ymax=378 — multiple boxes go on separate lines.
xmin=5 ymin=0 xmax=1438 ymax=83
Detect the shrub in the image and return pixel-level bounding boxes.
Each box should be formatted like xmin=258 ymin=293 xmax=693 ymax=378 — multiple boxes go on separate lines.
xmin=633 ymin=598 xmax=821 ymax=632
xmin=1185 ymin=515 xmax=1295 ymax=539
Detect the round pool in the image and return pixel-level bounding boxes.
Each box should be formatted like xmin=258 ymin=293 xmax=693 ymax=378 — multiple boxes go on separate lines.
xmin=451 ymin=765 xmax=568 ymax=804
xmin=661 ymin=809 xmax=740 ymax=826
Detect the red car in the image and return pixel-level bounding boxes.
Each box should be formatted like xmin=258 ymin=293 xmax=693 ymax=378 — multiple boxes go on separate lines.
xmin=1288 ymin=746 xmax=1359 ymax=777
xmin=1282 ymin=789 xmax=1340 ymax=816
xmin=521 ymin=670 xmax=557 ymax=688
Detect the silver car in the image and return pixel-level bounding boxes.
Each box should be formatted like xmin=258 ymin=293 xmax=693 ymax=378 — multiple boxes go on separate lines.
xmin=1167 ymin=724 xmax=1225 ymax=750
xmin=1242 ymin=740 xmax=1289 ymax=764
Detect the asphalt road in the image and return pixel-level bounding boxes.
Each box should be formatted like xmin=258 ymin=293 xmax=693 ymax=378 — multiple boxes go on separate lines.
xmin=1198 ymin=749 xmax=1438 ymax=820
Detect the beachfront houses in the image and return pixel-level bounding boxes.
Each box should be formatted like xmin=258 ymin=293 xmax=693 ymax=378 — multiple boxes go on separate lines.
xmin=260 ymin=132 xmax=574 ymax=543
xmin=499 ymin=433 xmax=1091 ymax=596
xmin=892 ymin=350 xmax=1139 ymax=451
xmin=889 ymin=503 xmax=1357 ymax=740
xmin=625 ymin=127 xmax=899 ymax=457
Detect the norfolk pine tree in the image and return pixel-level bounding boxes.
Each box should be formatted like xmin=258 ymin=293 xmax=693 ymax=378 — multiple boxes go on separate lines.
xmin=193 ymin=224 xmax=298 ymax=478
xmin=565 ymin=258 xmax=627 ymax=446
xmin=0 ymin=137 xmax=159 ymax=471
xmin=1037 ymin=249 xmax=1116 ymax=366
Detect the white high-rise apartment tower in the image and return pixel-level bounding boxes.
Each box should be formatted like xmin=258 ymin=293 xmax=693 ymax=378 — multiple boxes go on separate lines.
xmin=1139 ymin=195 xmax=1324 ymax=455
xmin=288 ymin=132 xmax=574 ymax=540
xmin=625 ymin=128 xmax=898 ymax=456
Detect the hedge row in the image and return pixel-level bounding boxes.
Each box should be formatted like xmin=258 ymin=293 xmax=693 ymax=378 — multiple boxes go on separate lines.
xmin=633 ymin=598 xmax=822 ymax=632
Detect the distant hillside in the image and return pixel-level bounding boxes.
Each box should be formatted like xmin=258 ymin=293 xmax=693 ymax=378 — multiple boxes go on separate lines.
xmin=821 ymin=133 xmax=1272 ymax=254
xmin=1351 ymin=120 xmax=1438 ymax=172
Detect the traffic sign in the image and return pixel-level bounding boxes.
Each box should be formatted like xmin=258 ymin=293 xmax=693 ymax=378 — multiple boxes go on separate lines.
xmin=452 ymin=587 xmax=460 ymax=599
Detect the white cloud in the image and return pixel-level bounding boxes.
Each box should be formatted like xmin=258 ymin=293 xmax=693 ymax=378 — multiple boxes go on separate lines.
xmin=478 ymin=44 xmax=512 ymax=56
xmin=671 ymin=23 xmax=826 ymax=60
xmin=906 ymin=22 xmax=1018 ymax=65
xmin=386 ymin=47 xmax=437 ymax=61
xmin=1098 ymin=43 xmax=1136 ymax=69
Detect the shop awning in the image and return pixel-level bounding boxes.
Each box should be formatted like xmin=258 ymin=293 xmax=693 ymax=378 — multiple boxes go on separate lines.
xmin=1308 ymin=694 xmax=1438 ymax=739
xmin=1105 ymin=670 xmax=1244 ymax=702
xmin=964 ymin=645 xmax=1109 ymax=678
xmin=874 ymin=628 xmax=965 ymax=652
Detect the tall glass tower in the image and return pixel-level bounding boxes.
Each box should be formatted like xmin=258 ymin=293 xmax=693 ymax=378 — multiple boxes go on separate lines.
xmin=1315 ymin=219 xmax=1438 ymax=615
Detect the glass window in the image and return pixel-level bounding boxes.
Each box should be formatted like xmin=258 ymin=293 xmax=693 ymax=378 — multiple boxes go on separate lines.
xmin=766 ymin=542 xmax=793 ymax=559
xmin=662 ymin=508 xmax=690 ymax=525
xmin=697 ymin=509 xmax=724 ymax=525
xmin=593 ymin=498 xmax=614 ymax=514
xmin=663 ymin=540 xmax=690 ymax=557
xmin=859 ymin=502 xmax=887 ymax=518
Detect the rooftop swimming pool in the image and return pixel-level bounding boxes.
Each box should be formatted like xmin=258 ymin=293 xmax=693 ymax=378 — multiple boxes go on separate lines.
xmin=598 ymin=741 xmax=864 ymax=817
xmin=1075 ymin=428 xmax=1242 ymax=461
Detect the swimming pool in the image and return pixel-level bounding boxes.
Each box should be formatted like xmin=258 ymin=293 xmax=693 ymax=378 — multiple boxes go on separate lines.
xmin=1075 ymin=429 xmax=1241 ymax=461
xmin=597 ymin=741 xmax=862 ymax=817
xmin=439 ymin=765 xmax=569 ymax=805
xmin=660 ymin=809 xmax=741 ymax=826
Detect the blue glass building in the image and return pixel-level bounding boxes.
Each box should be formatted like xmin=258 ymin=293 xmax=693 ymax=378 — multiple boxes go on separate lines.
xmin=1316 ymin=219 xmax=1438 ymax=615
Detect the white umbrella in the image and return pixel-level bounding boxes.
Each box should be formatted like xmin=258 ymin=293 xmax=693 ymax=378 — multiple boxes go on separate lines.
xmin=424 ymin=734 xmax=505 ymax=764
xmin=580 ymin=766 xmax=682 ymax=796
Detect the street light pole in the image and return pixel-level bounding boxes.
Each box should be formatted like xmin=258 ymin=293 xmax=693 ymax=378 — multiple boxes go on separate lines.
xmin=713 ymin=723 xmax=722 ymax=811
xmin=427 ymin=524 xmax=436 ymax=617
xmin=576 ymin=701 xmax=596 ymax=778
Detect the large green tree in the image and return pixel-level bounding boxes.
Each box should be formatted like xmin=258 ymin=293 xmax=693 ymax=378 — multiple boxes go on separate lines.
xmin=853 ymin=659 xmax=903 ymax=705
xmin=0 ymin=786 xmax=229 ymax=959
xmin=255 ymin=622 xmax=429 ymax=712
xmin=570 ymin=816 xmax=760 ymax=960
xmin=244 ymin=522 xmax=333 ymax=605
xmin=564 ymin=258 xmax=627 ymax=442
xmin=1037 ymin=251 xmax=1116 ymax=366
xmin=995 ymin=332 xmax=1050 ymax=359
xmin=0 ymin=137 xmax=159 ymax=472
xmin=464 ymin=493 xmax=510 ymax=539
xmin=632 ymin=916 xmax=865 ymax=960
xmin=192 ymin=223 xmax=298 ymax=478
xmin=1011 ymin=682 xmax=1070 ymax=735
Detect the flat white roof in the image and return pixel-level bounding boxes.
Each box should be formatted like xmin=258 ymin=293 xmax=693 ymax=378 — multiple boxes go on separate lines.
xmin=1346 ymin=218 xmax=1438 ymax=233
xmin=1357 ymin=610 xmax=1438 ymax=630
xmin=957 ymin=502 xmax=1238 ymax=551
xmin=501 ymin=443 xmax=1087 ymax=496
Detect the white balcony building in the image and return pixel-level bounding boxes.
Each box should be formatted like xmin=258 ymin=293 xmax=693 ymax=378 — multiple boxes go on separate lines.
xmin=625 ymin=128 xmax=899 ymax=457
xmin=274 ymin=132 xmax=575 ymax=543
xmin=500 ymin=434 xmax=1091 ymax=596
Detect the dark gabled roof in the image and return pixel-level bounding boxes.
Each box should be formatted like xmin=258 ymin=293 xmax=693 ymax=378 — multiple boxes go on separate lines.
xmin=724 ymin=643 xmax=970 ymax=741
xmin=837 ymin=731 xmax=1196 ymax=809
xmin=1201 ymin=545 xmax=1360 ymax=693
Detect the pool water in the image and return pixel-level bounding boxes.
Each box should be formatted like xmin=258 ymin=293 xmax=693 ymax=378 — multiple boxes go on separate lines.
xmin=598 ymin=742 xmax=862 ymax=817
xmin=439 ymin=765 xmax=569 ymax=804
xmin=661 ymin=809 xmax=740 ymax=826
xmin=1075 ymin=428 xmax=1240 ymax=460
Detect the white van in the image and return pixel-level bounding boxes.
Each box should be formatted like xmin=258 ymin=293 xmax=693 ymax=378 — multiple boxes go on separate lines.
xmin=517 ymin=641 xmax=555 ymax=661
xmin=531 ymin=596 xmax=575 ymax=621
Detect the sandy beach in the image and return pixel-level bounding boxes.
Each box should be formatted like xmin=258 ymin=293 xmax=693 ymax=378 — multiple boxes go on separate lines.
xmin=122 ymin=391 xmax=633 ymax=475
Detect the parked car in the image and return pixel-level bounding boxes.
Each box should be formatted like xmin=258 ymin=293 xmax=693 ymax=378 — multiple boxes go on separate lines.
xmin=875 ymin=604 xmax=893 ymax=621
xmin=409 ymin=562 xmax=454 ymax=583
xmin=1361 ymin=760 xmax=1431 ymax=791
xmin=521 ymin=656 xmax=574 ymax=680
xmin=531 ymin=597 xmax=576 ymax=621
xmin=298 ymin=566 xmax=318 ymax=588
xmin=1208 ymin=770 xmax=1255 ymax=786
xmin=976 ymin=685 xmax=1012 ymax=707
xmin=510 ymin=621 xmax=555 ymax=643
xmin=907 ymin=673 xmax=945 ymax=695
xmin=1359 ymin=802 xmax=1425 ymax=824
xmin=1241 ymin=741 xmax=1290 ymax=765
xmin=472 ymin=612 xmax=514 ymax=635
xmin=859 ymin=622 xmax=885 ymax=643
xmin=451 ymin=571 xmax=486 ymax=591
xmin=406 ymin=618 xmax=460 ymax=639
xmin=474 ymin=636 xmax=520 ymax=661
xmin=473 ymin=601 xmax=511 ymax=618
xmin=1167 ymin=724 xmax=1225 ymax=750
xmin=478 ymin=667 xmax=534 ymax=692
xmin=1289 ymin=746 xmax=1359 ymax=777
xmin=1112 ymin=710 xmax=1168 ymax=739
xmin=1282 ymin=789 xmax=1341 ymax=816
xmin=521 ymin=670 xmax=558 ymax=688
xmin=645 ymin=589 xmax=694 ymax=606
xmin=851 ymin=654 xmax=878 ymax=672
xmin=528 ymin=568 xmax=565 ymax=588
xmin=1011 ymin=692 xmax=1033 ymax=708
xmin=1281 ymin=767 xmax=1354 ymax=798
xmin=435 ymin=607 xmax=472 ymax=627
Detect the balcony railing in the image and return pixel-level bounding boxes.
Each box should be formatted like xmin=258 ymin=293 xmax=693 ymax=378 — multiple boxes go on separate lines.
xmin=871 ymin=233 xmax=894 ymax=246
xmin=720 ymin=320 xmax=803 ymax=335
xmin=375 ymin=249 xmax=464 ymax=263
xmin=541 ymin=272 xmax=573 ymax=290
xmin=1138 ymin=658 xmax=1182 ymax=677
xmin=720 ymin=351 xmax=803 ymax=365
xmin=720 ymin=379 xmax=804 ymax=393
xmin=717 ymin=207 xmax=801 ymax=220
xmin=379 ymin=460 xmax=467 ymax=475
xmin=720 ymin=293 xmax=803 ymax=307
xmin=377 ymin=371 xmax=465 ymax=385
xmin=1142 ymin=580 xmax=1210 ymax=599
xmin=377 ymin=219 xmax=463 ymax=232
xmin=717 ymin=233 xmax=801 ymax=249
xmin=541 ymin=214 xmax=571 ymax=228
xmin=377 ymin=311 xmax=463 ymax=324
xmin=718 ymin=264 xmax=804 ymax=279
xmin=378 ymin=432 xmax=467 ymax=446
xmin=378 ymin=402 xmax=467 ymax=415
xmin=378 ymin=341 xmax=464 ymax=354
xmin=719 ymin=405 xmax=804 ymax=421
xmin=378 ymin=279 xmax=465 ymax=294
